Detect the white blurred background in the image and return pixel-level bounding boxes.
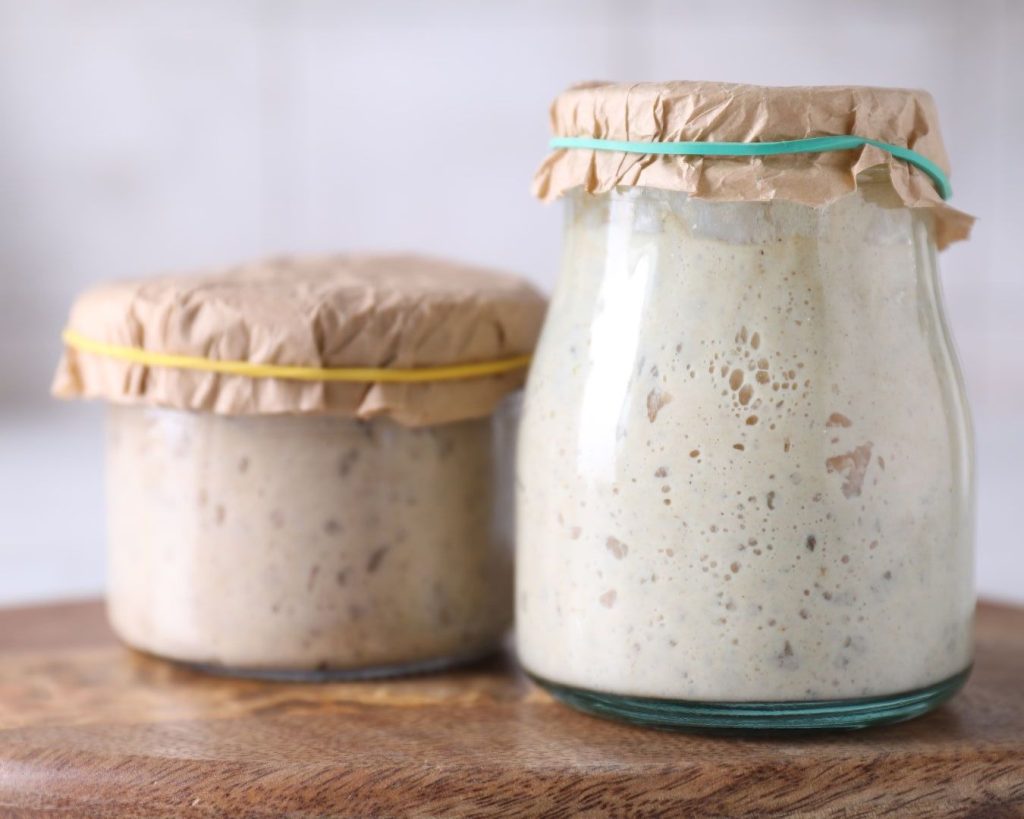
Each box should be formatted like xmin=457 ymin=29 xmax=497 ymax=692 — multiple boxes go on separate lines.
xmin=1 ymin=0 xmax=1020 ymax=605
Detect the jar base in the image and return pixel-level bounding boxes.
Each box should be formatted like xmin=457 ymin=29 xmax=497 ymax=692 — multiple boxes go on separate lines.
xmin=529 ymin=667 xmax=971 ymax=732
xmin=182 ymin=647 xmax=498 ymax=682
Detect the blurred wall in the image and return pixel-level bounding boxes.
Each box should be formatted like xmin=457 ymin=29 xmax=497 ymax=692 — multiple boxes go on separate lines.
xmin=1 ymin=0 xmax=1021 ymax=604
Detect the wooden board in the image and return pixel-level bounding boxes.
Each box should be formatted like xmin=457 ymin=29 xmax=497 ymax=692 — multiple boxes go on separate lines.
xmin=0 ymin=600 xmax=1021 ymax=817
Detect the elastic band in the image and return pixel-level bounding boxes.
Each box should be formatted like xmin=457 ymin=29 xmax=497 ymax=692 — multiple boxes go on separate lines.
xmin=61 ymin=328 xmax=531 ymax=384
xmin=549 ymin=134 xmax=952 ymax=200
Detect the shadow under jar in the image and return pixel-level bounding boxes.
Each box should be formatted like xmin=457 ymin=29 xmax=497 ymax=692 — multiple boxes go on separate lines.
xmin=518 ymin=82 xmax=976 ymax=731
xmin=54 ymin=253 xmax=545 ymax=679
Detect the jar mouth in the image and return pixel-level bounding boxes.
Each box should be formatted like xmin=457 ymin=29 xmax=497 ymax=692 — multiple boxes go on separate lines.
xmin=563 ymin=180 xmax=930 ymax=249
xmin=548 ymin=133 xmax=952 ymax=201
xmin=566 ymin=165 xmax=906 ymax=202
xmin=53 ymin=253 xmax=546 ymax=426
xmin=60 ymin=327 xmax=533 ymax=386
xmin=535 ymin=82 xmax=974 ymax=249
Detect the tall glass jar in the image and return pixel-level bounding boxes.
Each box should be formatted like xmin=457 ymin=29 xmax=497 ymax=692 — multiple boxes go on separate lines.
xmin=517 ymin=179 xmax=974 ymax=729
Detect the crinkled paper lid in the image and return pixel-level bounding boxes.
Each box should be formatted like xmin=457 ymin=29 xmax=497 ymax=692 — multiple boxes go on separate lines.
xmin=52 ymin=254 xmax=547 ymax=426
xmin=533 ymin=81 xmax=974 ymax=248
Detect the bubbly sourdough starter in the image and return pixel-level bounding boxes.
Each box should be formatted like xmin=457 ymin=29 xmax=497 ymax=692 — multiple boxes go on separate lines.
xmin=517 ymin=185 xmax=973 ymax=701
xmin=107 ymin=406 xmax=513 ymax=674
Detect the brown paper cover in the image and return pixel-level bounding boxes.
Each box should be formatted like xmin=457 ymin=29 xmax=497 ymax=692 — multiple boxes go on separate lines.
xmin=533 ymin=81 xmax=973 ymax=248
xmin=52 ymin=254 xmax=547 ymax=426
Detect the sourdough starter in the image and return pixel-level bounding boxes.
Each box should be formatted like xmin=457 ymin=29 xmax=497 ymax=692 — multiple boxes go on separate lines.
xmin=516 ymin=184 xmax=973 ymax=701
xmin=107 ymin=406 xmax=513 ymax=674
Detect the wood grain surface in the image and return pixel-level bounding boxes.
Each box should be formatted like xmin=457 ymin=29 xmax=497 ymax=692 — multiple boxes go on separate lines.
xmin=0 ymin=600 xmax=1021 ymax=817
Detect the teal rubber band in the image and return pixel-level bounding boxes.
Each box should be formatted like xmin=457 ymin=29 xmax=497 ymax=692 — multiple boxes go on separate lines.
xmin=549 ymin=134 xmax=952 ymax=200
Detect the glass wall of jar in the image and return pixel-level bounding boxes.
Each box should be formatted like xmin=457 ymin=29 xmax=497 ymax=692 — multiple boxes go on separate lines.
xmin=517 ymin=180 xmax=974 ymax=729
xmin=107 ymin=400 xmax=517 ymax=679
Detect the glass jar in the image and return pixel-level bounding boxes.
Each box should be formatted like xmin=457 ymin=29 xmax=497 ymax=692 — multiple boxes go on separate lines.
xmin=107 ymin=400 xmax=517 ymax=679
xmin=54 ymin=254 xmax=544 ymax=680
xmin=517 ymin=180 xmax=974 ymax=729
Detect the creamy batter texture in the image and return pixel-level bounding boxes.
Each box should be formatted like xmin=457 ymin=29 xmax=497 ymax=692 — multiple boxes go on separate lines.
xmin=516 ymin=183 xmax=974 ymax=701
xmin=107 ymin=405 xmax=514 ymax=674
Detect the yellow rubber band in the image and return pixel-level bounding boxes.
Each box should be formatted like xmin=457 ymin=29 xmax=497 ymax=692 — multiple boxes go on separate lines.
xmin=61 ymin=328 xmax=531 ymax=384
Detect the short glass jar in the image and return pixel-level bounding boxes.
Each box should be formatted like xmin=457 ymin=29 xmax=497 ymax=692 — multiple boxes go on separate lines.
xmin=107 ymin=402 xmax=516 ymax=678
xmin=54 ymin=254 xmax=545 ymax=679
xmin=517 ymin=180 xmax=975 ymax=729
